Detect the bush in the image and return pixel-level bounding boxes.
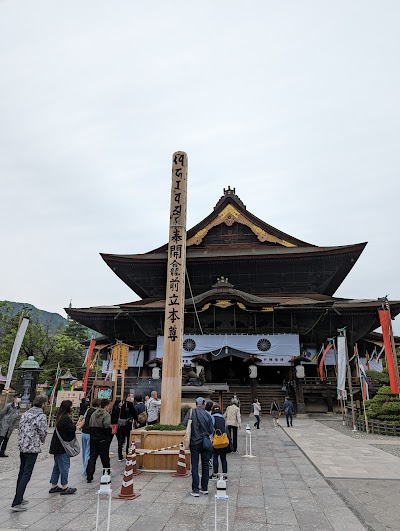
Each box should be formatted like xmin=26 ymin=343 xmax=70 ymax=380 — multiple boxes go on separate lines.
xmin=366 ymin=370 xmax=389 ymax=385
xmin=365 ymin=385 xmax=400 ymax=423
xmin=144 ymin=424 xmax=185 ymax=431
xmin=377 ymin=386 xmax=393 ymax=396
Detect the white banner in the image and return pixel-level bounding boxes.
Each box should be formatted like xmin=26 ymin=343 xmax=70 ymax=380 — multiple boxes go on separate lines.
xmin=156 ymin=334 xmax=300 ymax=366
xmin=5 ymin=318 xmax=29 ymax=390
xmin=337 ymin=335 xmax=347 ymax=397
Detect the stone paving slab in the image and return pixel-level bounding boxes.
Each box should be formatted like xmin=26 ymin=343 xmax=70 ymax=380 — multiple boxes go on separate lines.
xmin=0 ymin=419 xmax=367 ymax=530
xmin=281 ymin=420 xmax=400 ymax=479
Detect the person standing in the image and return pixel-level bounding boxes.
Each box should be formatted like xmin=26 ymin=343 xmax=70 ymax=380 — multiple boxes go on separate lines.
xmin=146 ymin=391 xmax=161 ymax=426
xmin=10 ymin=395 xmax=48 ymax=512
xmin=78 ymin=398 xmax=100 ymax=475
xmin=86 ymin=399 xmax=112 ymax=483
xmin=253 ymin=398 xmax=261 ymax=429
xmin=134 ymin=395 xmax=147 ymax=428
xmin=0 ymin=394 xmax=22 ymax=457
xmin=270 ymin=398 xmax=280 ymax=427
xmin=49 ymin=400 xmax=77 ymax=495
xmin=224 ymin=399 xmax=241 ymax=453
xmin=117 ymin=394 xmax=137 ymax=461
xmin=79 ymin=397 xmax=89 ymax=417
xmin=210 ymin=405 xmax=229 ymax=480
xmin=283 ymin=396 xmax=294 ymax=427
xmin=183 ymin=397 xmax=213 ymax=497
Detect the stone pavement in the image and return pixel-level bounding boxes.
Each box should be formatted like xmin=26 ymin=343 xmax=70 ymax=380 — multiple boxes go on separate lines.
xmin=0 ymin=419 xmax=367 ymax=531
xmin=282 ymin=418 xmax=400 ymax=531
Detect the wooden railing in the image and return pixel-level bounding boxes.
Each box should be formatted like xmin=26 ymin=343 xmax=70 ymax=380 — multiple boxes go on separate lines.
xmin=345 ymin=413 xmax=400 ymax=436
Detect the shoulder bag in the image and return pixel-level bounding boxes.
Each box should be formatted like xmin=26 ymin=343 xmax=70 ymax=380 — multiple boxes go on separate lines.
xmin=55 ymin=427 xmax=80 ymax=457
xmin=212 ymin=429 xmax=229 ymax=449
xmin=182 ymin=409 xmax=192 ymax=449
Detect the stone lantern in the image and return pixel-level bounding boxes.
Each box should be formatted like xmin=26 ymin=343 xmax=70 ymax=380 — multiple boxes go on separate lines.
xmin=59 ymin=369 xmax=75 ymax=390
xmin=18 ymin=356 xmax=41 ymax=406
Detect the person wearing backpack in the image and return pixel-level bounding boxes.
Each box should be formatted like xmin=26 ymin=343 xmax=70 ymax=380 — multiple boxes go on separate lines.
xmin=210 ymin=405 xmax=230 ymax=480
xmin=283 ymin=396 xmax=294 ymax=427
xmin=77 ymin=398 xmax=100 ymax=476
xmin=270 ymin=398 xmax=280 ymax=427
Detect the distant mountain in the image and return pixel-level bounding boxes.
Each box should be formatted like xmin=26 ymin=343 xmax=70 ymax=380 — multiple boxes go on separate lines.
xmin=0 ymin=301 xmax=68 ymax=333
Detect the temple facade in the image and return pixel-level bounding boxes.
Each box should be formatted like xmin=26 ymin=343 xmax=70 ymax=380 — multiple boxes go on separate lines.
xmin=67 ymin=188 xmax=400 ymax=412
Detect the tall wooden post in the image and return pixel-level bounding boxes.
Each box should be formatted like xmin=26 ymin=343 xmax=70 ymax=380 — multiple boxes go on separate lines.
xmin=160 ymin=152 xmax=188 ymax=425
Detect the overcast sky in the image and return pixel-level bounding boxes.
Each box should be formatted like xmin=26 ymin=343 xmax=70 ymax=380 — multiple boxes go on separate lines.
xmin=1 ymin=1 xmax=399 ymax=332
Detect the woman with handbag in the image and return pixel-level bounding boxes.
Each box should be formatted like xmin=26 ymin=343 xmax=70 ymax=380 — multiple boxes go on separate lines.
xmin=210 ymin=405 xmax=230 ymax=480
xmin=117 ymin=394 xmax=138 ymax=461
xmin=49 ymin=400 xmax=77 ymax=495
xmin=76 ymin=398 xmax=100 ymax=476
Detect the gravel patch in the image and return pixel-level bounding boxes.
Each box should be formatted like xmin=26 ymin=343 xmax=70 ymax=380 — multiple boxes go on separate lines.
xmin=0 ymin=428 xmax=56 ymax=474
xmin=370 ymin=444 xmax=400 ymax=458
xmin=317 ymin=418 xmax=398 ymax=441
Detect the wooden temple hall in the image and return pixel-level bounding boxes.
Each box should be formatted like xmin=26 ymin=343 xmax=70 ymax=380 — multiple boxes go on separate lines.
xmin=67 ymin=187 xmax=400 ymax=413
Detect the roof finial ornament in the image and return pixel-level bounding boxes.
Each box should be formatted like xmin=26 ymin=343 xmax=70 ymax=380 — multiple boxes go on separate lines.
xmin=224 ymin=186 xmax=236 ymax=196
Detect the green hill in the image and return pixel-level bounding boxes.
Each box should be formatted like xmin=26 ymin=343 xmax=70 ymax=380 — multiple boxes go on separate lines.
xmin=0 ymin=301 xmax=68 ymax=333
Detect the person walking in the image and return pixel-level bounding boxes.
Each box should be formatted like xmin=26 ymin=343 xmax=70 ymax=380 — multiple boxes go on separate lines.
xmin=117 ymin=393 xmax=137 ymax=461
xmin=49 ymin=400 xmax=77 ymax=495
xmin=224 ymin=399 xmax=241 ymax=453
xmin=253 ymin=398 xmax=261 ymax=429
xmin=283 ymin=396 xmax=294 ymax=427
xmin=210 ymin=405 xmax=229 ymax=480
xmin=134 ymin=395 xmax=147 ymax=428
xmin=86 ymin=399 xmax=112 ymax=483
xmin=146 ymin=391 xmax=161 ymax=426
xmin=270 ymin=398 xmax=280 ymax=426
xmin=77 ymin=398 xmax=100 ymax=475
xmin=0 ymin=394 xmax=22 ymax=457
xmin=183 ymin=397 xmax=213 ymax=497
xmin=10 ymin=395 xmax=48 ymax=512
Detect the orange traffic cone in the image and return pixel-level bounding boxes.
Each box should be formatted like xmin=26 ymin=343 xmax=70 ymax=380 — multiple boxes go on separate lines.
xmin=171 ymin=443 xmax=190 ymax=477
xmin=113 ymin=450 xmax=141 ymax=500
xmin=129 ymin=441 xmax=141 ymax=476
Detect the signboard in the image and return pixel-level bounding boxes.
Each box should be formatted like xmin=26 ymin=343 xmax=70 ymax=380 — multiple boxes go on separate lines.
xmin=56 ymin=390 xmax=84 ymax=408
xmin=112 ymin=343 xmax=129 ymax=370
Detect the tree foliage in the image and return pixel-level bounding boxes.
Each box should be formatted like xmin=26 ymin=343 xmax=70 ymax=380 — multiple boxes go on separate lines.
xmin=0 ymin=302 xmax=87 ymax=384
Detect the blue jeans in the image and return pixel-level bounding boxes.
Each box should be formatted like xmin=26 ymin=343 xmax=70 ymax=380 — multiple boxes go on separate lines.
xmin=81 ymin=433 xmax=90 ymax=473
xmin=50 ymin=453 xmax=70 ymax=486
xmin=12 ymin=452 xmax=38 ymax=507
xmin=190 ymin=441 xmax=211 ymax=493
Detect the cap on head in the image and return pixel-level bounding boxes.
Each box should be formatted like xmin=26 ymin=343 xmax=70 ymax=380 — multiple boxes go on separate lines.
xmin=195 ymin=397 xmax=205 ymax=406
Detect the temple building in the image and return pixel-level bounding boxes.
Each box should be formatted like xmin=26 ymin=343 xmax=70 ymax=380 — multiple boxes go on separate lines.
xmin=67 ymin=188 xmax=400 ymax=412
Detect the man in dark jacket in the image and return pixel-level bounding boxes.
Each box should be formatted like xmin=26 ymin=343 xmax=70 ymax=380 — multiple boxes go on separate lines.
xmin=183 ymin=397 xmax=213 ymax=497
xmin=283 ymin=396 xmax=294 ymax=427
xmin=86 ymin=399 xmax=112 ymax=483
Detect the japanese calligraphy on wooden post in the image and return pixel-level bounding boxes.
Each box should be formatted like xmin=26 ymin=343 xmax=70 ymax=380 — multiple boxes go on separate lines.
xmin=160 ymin=151 xmax=188 ymax=425
xmin=112 ymin=343 xmax=129 ymax=371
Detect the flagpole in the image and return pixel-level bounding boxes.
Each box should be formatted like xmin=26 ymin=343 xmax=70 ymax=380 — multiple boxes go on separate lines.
xmin=338 ymin=328 xmax=357 ymax=431
xmin=356 ymin=348 xmax=370 ymax=434
xmin=48 ymin=362 xmax=61 ymax=427
xmin=333 ymin=339 xmax=346 ymax=424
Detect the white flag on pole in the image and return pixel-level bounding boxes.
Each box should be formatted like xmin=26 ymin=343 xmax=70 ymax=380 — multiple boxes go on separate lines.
xmin=337 ymin=335 xmax=347 ymax=399
xmin=4 ymin=318 xmax=29 ymax=390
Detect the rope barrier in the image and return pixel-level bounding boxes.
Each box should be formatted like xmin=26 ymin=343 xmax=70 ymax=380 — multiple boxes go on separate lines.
xmin=136 ymin=443 xmax=182 ymax=455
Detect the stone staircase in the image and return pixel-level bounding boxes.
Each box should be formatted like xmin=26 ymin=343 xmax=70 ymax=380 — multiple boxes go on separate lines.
xmin=220 ymin=384 xmax=296 ymax=415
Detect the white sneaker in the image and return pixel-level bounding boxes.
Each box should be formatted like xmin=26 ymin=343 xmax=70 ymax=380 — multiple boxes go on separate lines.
xmin=10 ymin=505 xmax=27 ymax=512
xmin=190 ymin=491 xmax=200 ymax=497
xmin=199 ymin=489 xmax=208 ymax=495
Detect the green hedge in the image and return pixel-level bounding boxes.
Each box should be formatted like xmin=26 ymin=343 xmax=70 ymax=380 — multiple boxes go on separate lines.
xmin=365 ymin=385 xmax=400 ymax=423
xmin=144 ymin=424 xmax=186 ymax=431
xmin=366 ymin=370 xmax=389 ymax=385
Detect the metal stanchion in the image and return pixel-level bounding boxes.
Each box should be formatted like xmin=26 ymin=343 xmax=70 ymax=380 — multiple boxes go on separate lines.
xmin=242 ymin=424 xmax=256 ymax=458
xmin=96 ymin=469 xmax=112 ymax=531
xmin=214 ymin=475 xmax=229 ymax=531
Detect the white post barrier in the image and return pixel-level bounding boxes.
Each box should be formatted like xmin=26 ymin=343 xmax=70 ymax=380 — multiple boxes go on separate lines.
xmin=214 ymin=475 xmax=229 ymax=531
xmin=96 ymin=469 xmax=112 ymax=531
xmin=242 ymin=424 xmax=256 ymax=458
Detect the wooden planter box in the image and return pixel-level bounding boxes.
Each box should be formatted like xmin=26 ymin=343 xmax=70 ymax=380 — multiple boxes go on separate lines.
xmin=130 ymin=428 xmax=190 ymax=472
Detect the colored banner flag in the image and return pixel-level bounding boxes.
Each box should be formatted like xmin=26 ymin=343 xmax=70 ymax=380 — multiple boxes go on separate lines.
xmin=337 ymin=335 xmax=347 ymax=399
xmin=319 ymin=344 xmax=333 ymax=381
xmin=378 ymin=309 xmax=399 ymax=394
xmin=83 ymin=339 xmax=96 ymax=393
xmin=312 ymin=344 xmax=324 ymax=362
xmin=5 ymin=317 xmax=29 ymax=390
